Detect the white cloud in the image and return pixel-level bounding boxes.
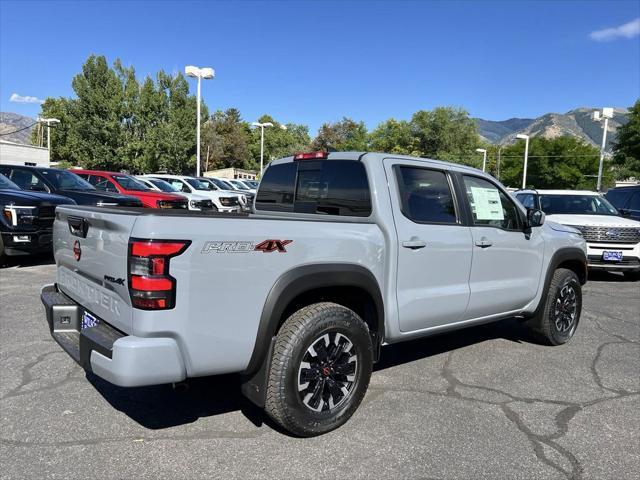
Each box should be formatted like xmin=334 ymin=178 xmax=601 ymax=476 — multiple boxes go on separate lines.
xmin=590 ymin=17 xmax=640 ymax=42
xmin=9 ymin=93 xmax=45 ymax=104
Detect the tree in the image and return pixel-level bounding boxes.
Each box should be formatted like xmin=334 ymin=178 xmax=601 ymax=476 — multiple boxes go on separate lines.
xmin=249 ymin=114 xmax=311 ymax=169
xmin=409 ymin=107 xmax=480 ymax=163
xmin=369 ymin=119 xmax=416 ymax=155
xmin=612 ymin=99 xmax=640 ymax=180
xmin=498 ymin=136 xmax=607 ymax=189
xmin=202 ymin=108 xmax=251 ymax=171
xmin=311 ymin=117 xmax=368 ymax=151
xmin=31 ymin=97 xmax=77 ymax=163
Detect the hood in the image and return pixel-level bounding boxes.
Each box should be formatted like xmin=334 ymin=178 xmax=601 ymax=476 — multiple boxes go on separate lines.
xmin=0 ymin=188 xmax=75 ymax=206
xmin=545 ymin=220 xmax=582 ymax=235
xmin=56 ymin=189 xmax=142 ymax=206
xmin=546 ymin=214 xmax=640 ymax=228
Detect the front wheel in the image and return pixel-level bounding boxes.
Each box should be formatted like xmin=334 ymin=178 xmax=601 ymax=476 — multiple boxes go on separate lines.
xmin=527 ymin=268 xmax=582 ymax=346
xmin=265 ymin=302 xmax=373 ymax=437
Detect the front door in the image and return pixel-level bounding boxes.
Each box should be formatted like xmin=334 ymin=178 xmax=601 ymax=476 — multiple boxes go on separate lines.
xmin=385 ymin=160 xmax=473 ymax=332
xmin=460 ymin=175 xmax=545 ymax=319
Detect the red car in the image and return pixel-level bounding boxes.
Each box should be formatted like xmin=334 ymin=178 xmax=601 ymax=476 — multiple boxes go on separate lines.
xmin=72 ymin=170 xmax=188 ymax=209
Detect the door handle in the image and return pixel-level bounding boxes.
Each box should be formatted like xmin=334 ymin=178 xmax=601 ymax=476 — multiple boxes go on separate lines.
xmin=475 ymin=236 xmax=493 ymax=248
xmin=402 ymin=237 xmax=426 ymax=249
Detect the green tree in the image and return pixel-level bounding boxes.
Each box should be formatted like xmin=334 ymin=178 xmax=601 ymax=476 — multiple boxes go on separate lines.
xmin=202 ymin=108 xmax=251 ymax=171
xmin=612 ymin=99 xmax=640 ymax=180
xmin=31 ymin=97 xmax=77 ymax=163
xmin=311 ymin=117 xmax=368 ymax=151
xmin=409 ymin=106 xmax=480 ymax=163
xmin=499 ymin=136 xmax=607 ymax=189
xmin=369 ymin=119 xmax=416 ymax=155
xmin=249 ymin=114 xmax=311 ymax=169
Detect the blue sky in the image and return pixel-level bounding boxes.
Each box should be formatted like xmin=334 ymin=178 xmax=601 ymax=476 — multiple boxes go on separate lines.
xmin=1 ymin=0 xmax=639 ymax=134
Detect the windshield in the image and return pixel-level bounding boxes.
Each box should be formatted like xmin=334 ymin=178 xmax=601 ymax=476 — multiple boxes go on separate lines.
xmin=230 ymin=180 xmax=249 ymax=190
xmin=112 ymin=174 xmax=150 ymax=191
xmin=40 ymin=170 xmax=95 ymax=191
xmin=185 ymin=178 xmax=215 ymax=191
xmin=0 ymin=173 xmax=20 ymax=190
xmin=216 ymin=178 xmax=235 ymax=190
xmin=540 ymin=194 xmax=620 ymax=216
xmin=148 ymin=178 xmax=179 ymax=193
xmin=245 ymin=180 xmax=258 ymax=189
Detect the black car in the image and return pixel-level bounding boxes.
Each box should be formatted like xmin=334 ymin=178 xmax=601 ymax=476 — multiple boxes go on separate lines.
xmin=0 ymin=165 xmax=143 ymax=207
xmin=0 ymin=173 xmax=76 ymax=263
xmin=605 ymin=185 xmax=640 ymax=222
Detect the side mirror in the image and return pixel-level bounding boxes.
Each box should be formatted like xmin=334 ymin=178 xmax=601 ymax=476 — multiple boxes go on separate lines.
xmin=619 ymin=208 xmax=630 ymax=218
xmin=526 ymin=208 xmax=545 ymax=228
xmin=28 ymin=184 xmax=47 ymax=192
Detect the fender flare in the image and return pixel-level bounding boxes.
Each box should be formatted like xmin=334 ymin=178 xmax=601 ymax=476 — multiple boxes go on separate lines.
xmin=241 ymin=263 xmax=384 ymax=407
xmin=528 ymin=246 xmax=587 ymax=319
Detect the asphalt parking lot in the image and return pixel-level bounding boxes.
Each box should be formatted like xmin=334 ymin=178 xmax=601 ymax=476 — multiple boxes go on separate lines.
xmin=0 ymin=257 xmax=638 ymax=480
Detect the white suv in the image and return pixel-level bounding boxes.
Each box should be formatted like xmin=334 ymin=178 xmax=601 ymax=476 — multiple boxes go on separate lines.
xmin=147 ymin=175 xmax=241 ymax=213
xmin=136 ymin=176 xmax=214 ymax=211
xmin=516 ymin=189 xmax=640 ymax=278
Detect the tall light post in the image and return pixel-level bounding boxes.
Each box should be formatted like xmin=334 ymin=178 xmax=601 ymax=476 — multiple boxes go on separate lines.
xmin=516 ymin=133 xmax=530 ymax=189
xmin=593 ymin=107 xmax=614 ymax=192
xmin=251 ymin=122 xmax=287 ymax=175
xmin=185 ymin=65 xmax=215 ymax=177
xmin=475 ymin=148 xmax=487 ymax=172
xmin=38 ymin=117 xmax=60 ymax=155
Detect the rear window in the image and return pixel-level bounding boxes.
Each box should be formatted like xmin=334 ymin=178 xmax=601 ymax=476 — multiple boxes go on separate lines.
xmin=255 ymin=160 xmax=371 ymax=217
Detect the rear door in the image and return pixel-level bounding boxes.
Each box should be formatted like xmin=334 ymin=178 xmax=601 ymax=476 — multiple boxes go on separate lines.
xmin=54 ymin=206 xmax=138 ymax=334
xmin=385 ymin=160 xmax=473 ymax=332
xmin=461 ymin=175 xmax=544 ymax=319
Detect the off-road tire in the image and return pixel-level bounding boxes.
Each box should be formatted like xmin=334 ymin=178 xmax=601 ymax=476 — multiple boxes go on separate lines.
xmin=528 ymin=268 xmax=582 ymax=346
xmin=264 ymin=302 xmax=373 ymax=437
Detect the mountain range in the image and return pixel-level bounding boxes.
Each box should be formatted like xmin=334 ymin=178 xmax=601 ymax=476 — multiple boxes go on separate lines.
xmin=1 ymin=107 xmax=631 ymax=153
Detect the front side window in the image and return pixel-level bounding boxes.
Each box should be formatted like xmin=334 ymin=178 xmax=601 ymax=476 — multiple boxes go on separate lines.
xmin=0 ymin=173 xmax=20 ymax=190
xmin=628 ymin=192 xmax=640 ymax=210
xmin=94 ymin=180 xmax=118 ymax=192
xmin=396 ymin=167 xmax=457 ymax=224
xmin=463 ymin=175 xmax=522 ymax=230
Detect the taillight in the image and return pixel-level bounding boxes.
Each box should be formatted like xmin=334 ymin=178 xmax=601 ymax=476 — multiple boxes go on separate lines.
xmin=293 ymin=151 xmax=328 ymax=160
xmin=128 ymin=238 xmax=191 ymax=310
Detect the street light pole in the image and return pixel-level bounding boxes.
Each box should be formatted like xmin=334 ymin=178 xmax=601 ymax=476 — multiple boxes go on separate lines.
xmin=593 ymin=108 xmax=614 ymax=192
xmin=251 ymin=121 xmax=275 ymax=175
xmin=37 ymin=118 xmax=60 ymax=156
xmin=475 ymin=148 xmax=487 ymax=172
xmin=516 ymin=134 xmax=530 ymax=189
xmin=185 ymin=65 xmax=215 ymax=177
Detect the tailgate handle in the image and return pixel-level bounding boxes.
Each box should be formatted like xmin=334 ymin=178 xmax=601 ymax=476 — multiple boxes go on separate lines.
xmin=68 ymin=216 xmax=89 ymax=238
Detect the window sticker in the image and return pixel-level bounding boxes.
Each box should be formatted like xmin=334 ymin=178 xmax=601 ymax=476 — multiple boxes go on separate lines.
xmin=470 ymin=186 xmax=504 ymax=220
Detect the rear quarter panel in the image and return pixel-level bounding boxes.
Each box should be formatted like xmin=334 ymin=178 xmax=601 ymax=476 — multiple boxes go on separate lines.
xmin=130 ymin=215 xmax=385 ymax=376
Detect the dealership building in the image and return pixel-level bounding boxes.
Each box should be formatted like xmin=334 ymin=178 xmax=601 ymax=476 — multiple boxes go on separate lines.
xmin=0 ymin=140 xmax=49 ymax=167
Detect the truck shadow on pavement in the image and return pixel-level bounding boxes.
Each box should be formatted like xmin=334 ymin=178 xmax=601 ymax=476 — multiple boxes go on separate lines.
xmin=88 ymin=317 xmax=533 ymax=432
xmin=0 ymin=253 xmax=55 ymax=269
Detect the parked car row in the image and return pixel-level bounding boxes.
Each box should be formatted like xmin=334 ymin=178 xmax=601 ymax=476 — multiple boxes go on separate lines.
xmin=0 ymin=163 xmax=258 ymax=264
xmin=514 ymin=187 xmax=640 ymax=278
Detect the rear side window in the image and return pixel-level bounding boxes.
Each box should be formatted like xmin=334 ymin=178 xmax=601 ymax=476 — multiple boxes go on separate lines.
xmin=256 ymin=160 xmax=371 ymax=217
xmin=396 ymin=167 xmax=457 ymax=224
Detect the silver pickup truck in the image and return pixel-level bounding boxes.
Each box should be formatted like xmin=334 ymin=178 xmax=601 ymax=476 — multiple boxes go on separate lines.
xmin=41 ymin=151 xmax=588 ymax=436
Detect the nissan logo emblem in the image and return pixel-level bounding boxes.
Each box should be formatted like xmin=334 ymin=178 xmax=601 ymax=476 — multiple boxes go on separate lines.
xmin=73 ymin=240 xmax=81 ymax=261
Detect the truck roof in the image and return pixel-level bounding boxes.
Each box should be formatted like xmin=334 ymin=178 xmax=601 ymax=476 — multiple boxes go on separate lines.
xmin=517 ymin=189 xmax=601 ymax=196
xmin=270 ymin=151 xmax=487 ymax=176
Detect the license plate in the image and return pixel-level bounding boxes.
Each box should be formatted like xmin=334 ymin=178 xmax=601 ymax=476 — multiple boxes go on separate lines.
xmin=81 ymin=311 xmax=99 ymax=330
xmin=602 ymin=251 xmax=623 ymax=262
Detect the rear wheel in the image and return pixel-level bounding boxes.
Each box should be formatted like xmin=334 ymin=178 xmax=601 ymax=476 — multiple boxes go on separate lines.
xmin=527 ymin=268 xmax=582 ymax=345
xmin=265 ymin=302 xmax=373 ymax=437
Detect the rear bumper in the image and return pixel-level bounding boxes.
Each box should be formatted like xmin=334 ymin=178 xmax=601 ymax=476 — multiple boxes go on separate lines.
xmin=40 ymin=284 xmax=186 ymax=387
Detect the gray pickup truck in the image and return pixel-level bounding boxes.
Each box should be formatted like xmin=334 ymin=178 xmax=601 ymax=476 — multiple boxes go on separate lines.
xmin=41 ymin=151 xmax=588 ymax=436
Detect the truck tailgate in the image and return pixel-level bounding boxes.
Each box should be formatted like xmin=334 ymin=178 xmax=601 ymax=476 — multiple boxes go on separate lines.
xmin=53 ymin=206 xmax=138 ymax=334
